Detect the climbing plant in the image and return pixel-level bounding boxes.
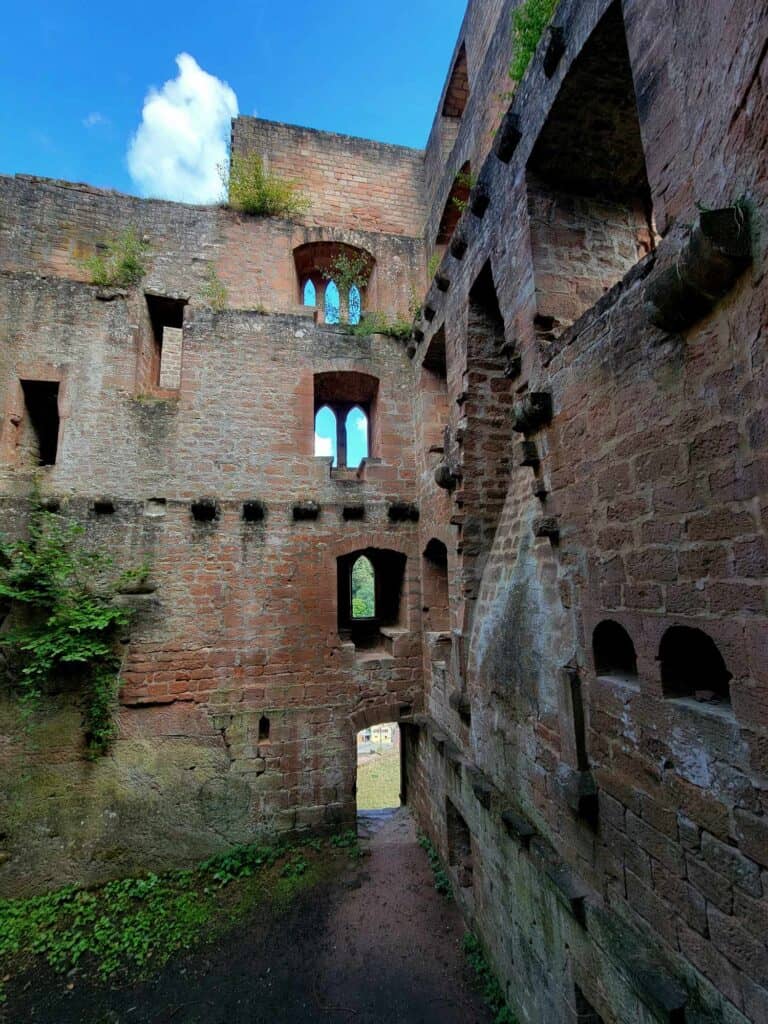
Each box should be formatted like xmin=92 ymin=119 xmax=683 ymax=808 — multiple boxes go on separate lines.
xmin=509 ymin=0 xmax=559 ymax=83
xmin=0 ymin=503 xmax=147 ymax=757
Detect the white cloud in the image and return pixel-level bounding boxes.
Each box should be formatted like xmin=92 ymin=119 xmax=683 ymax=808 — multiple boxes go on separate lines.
xmin=314 ymin=434 xmax=333 ymax=457
xmin=83 ymin=112 xmax=109 ymax=128
xmin=127 ymin=53 xmax=238 ymax=204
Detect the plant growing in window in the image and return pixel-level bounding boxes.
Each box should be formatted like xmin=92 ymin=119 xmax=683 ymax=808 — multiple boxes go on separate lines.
xmin=0 ymin=500 xmax=149 ymax=756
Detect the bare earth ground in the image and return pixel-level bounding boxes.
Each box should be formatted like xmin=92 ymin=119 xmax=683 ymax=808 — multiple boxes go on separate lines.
xmin=6 ymin=809 xmax=492 ymax=1024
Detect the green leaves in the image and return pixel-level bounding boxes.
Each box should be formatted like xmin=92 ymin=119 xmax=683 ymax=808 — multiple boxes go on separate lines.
xmin=82 ymin=229 xmax=150 ymax=288
xmin=0 ymin=506 xmax=146 ymax=755
xmin=509 ymin=0 xmax=558 ymax=83
xmin=226 ymin=153 xmax=310 ymax=217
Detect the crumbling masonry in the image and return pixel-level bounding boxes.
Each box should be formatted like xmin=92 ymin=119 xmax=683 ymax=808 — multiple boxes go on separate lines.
xmin=1 ymin=1 xmax=767 ymax=1021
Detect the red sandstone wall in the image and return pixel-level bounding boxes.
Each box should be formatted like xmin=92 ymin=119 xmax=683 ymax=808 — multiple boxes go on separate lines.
xmin=231 ymin=118 xmax=425 ymax=238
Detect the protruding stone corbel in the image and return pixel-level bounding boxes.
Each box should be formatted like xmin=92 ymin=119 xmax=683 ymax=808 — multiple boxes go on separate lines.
xmin=644 ymin=205 xmax=752 ymax=332
xmin=512 ymin=391 xmax=553 ymax=433
xmin=517 ymin=440 xmax=540 ymax=468
xmin=534 ymin=516 xmax=560 ymax=543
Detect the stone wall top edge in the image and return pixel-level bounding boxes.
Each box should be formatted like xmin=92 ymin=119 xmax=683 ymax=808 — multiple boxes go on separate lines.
xmin=232 ymin=115 xmax=426 ymax=161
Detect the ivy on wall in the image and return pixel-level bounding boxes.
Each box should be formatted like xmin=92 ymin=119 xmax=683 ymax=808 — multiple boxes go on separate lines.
xmin=0 ymin=502 xmax=147 ymax=757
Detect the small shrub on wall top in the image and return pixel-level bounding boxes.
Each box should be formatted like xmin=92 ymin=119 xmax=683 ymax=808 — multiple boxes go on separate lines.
xmin=83 ymin=229 xmax=150 ymax=288
xmin=226 ymin=152 xmax=310 ymax=217
xmin=0 ymin=501 xmax=148 ymax=757
xmin=509 ymin=0 xmax=559 ymax=83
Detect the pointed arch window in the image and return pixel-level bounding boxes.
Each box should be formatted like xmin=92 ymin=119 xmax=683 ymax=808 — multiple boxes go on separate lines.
xmin=303 ymin=279 xmax=317 ymax=307
xmin=314 ymin=405 xmax=338 ymax=466
xmin=349 ymin=285 xmax=362 ymax=325
xmin=345 ymin=406 xmax=369 ymax=469
xmin=324 ymin=280 xmax=340 ymax=325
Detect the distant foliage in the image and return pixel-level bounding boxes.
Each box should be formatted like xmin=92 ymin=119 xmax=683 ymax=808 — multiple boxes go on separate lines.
xmin=509 ymin=0 xmax=558 ymax=83
xmin=201 ymin=263 xmax=228 ymax=312
xmin=0 ymin=502 xmax=147 ymax=756
xmin=351 ymin=556 xmax=375 ymax=618
xmin=83 ymin=229 xmax=150 ymax=288
xmin=226 ymin=152 xmax=310 ymax=217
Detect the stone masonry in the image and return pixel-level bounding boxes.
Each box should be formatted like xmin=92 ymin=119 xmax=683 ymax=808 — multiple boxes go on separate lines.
xmin=1 ymin=1 xmax=767 ymax=1021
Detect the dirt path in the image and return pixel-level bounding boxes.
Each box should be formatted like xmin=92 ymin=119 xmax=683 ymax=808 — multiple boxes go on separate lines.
xmin=8 ymin=808 xmax=492 ymax=1024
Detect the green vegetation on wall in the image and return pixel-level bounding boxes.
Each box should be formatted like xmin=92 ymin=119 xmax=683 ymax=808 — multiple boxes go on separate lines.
xmin=463 ymin=933 xmax=518 ymax=1023
xmin=324 ymin=251 xmax=373 ymax=295
xmin=200 ymin=263 xmax=228 ymax=312
xmin=226 ymin=152 xmax=310 ymax=217
xmin=509 ymin=0 xmax=559 ymax=83
xmin=83 ymin=229 xmax=150 ymax=288
xmin=346 ymin=311 xmax=413 ymax=341
xmin=0 ymin=503 xmax=147 ymax=756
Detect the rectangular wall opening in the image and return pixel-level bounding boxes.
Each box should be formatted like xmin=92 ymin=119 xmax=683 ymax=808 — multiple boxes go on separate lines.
xmin=146 ymin=295 xmax=186 ymax=390
xmin=446 ymin=798 xmax=473 ymax=888
xmin=526 ymin=2 xmax=655 ymax=341
xmin=20 ymin=380 xmax=60 ymax=466
xmin=356 ymin=723 xmax=402 ymax=812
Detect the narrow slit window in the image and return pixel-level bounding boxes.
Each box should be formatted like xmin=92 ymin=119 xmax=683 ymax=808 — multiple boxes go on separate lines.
xmin=324 ymin=281 xmax=340 ymax=325
xmin=345 ymin=407 xmax=369 ymax=469
xmin=351 ymin=556 xmax=376 ymax=620
xmin=258 ymin=715 xmax=270 ymax=741
xmin=314 ymin=406 xmax=338 ymax=466
xmin=146 ymin=295 xmax=186 ymax=390
xmin=20 ymin=380 xmax=60 ymax=466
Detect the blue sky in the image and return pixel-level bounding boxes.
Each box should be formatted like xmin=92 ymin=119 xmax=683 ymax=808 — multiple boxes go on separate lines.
xmin=1 ymin=0 xmax=467 ymax=201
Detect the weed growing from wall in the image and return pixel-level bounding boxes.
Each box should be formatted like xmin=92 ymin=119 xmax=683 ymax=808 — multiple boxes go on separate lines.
xmin=451 ymin=169 xmax=476 ymax=212
xmin=225 ymin=153 xmax=310 ymax=217
xmin=0 ymin=502 xmax=147 ymax=756
xmin=200 ymin=263 xmax=228 ymax=312
xmin=345 ymin=311 xmax=413 ymax=341
xmin=417 ymin=833 xmax=452 ymax=898
xmin=83 ymin=229 xmax=150 ymax=288
xmin=428 ymin=252 xmax=441 ymax=280
xmin=509 ymin=0 xmax=559 ymax=83
xmin=463 ymin=933 xmax=518 ymax=1023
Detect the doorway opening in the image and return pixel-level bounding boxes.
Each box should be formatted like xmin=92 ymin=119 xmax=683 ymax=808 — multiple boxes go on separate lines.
xmin=356 ymin=723 xmax=403 ymax=811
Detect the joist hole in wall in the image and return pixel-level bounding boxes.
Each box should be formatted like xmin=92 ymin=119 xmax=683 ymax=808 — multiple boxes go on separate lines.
xmin=20 ymin=380 xmax=60 ymax=466
xmin=146 ymin=295 xmax=186 ymax=390
xmin=526 ymin=1 xmax=655 ymax=340
xmin=659 ymin=626 xmax=732 ymax=704
xmin=93 ymin=500 xmax=115 ymax=516
xmin=191 ymin=499 xmax=218 ymax=523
